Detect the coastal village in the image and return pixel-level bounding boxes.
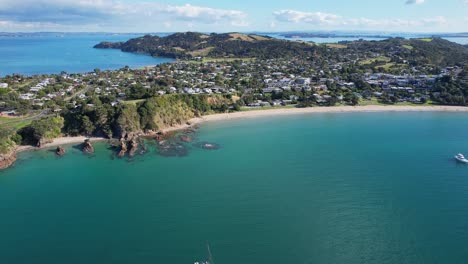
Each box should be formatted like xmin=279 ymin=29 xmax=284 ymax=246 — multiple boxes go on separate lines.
xmin=0 ymin=56 xmax=465 ymax=117
xmin=0 ymin=34 xmax=467 ymax=170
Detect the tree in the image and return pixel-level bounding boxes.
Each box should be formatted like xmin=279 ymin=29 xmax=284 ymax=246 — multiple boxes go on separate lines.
xmin=21 ymin=116 xmax=64 ymax=146
xmin=82 ymin=116 xmax=95 ymax=135
xmin=0 ymin=127 xmax=16 ymax=154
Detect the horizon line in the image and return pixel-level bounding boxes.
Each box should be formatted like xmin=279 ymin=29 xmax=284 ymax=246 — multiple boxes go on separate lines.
xmin=0 ymin=30 xmax=467 ymax=35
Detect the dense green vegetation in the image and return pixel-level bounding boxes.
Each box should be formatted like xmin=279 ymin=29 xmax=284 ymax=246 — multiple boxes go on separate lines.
xmin=343 ymin=38 xmax=468 ymax=67
xmin=19 ymin=116 xmax=64 ymax=146
xmin=95 ymin=32 xmax=317 ymax=60
xmin=95 ymin=33 xmax=468 ymax=67
xmin=0 ymin=127 xmax=18 ymax=154
xmin=431 ymin=74 xmax=468 ymax=106
xmin=138 ymin=94 xmax=231 ymax=131
xmin=60 ymin=94 xmax=232 ymax=138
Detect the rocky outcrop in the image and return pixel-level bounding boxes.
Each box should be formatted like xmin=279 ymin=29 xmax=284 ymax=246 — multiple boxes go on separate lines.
xmin=179 ymin=134 xmax=192 ymax=143
xmin=128 ymin=138 xmax=138 ymax=157
xmin=118 ymin=138 xmax=128 ymax=158
xmin=36 ymin=138 xmax=53 ymax=148
xmin=82 ymin=139 xmax=94 ymax=154
xmin=0 ymin=151 xmax=16 ymax=170
xmin=55 ymin=146 xmax=66 ymax=156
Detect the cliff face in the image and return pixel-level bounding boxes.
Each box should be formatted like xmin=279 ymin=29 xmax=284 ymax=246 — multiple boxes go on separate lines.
xmin=0 ymin=151 xmax=16 ymax=170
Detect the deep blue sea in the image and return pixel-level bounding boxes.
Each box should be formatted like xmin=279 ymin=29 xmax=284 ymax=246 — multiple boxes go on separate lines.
xmin=0 ymin=33 xmax=173 ymax=76
xmin=2 ymin=112 xmax=468 ymax=264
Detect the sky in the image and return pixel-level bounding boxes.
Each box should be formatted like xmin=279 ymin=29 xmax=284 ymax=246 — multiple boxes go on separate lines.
xmin=0 ymin=0 xmax=466 ymax=33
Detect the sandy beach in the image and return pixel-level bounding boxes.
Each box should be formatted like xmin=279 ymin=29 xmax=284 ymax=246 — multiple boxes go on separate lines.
xmin=16 ymin=136 xmax=107 ymax=153
xmin=12 ymin=105 xmax=468 ymax=151
xmin=161 ymin=105 xmax=468 ymax=133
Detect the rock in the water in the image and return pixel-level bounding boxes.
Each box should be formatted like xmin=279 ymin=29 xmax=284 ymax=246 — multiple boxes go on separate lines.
xmin=128 ymin=138 xmax=138 ymax=157
xmin=118 ymin=138 xmax=128 ymax=158
xmin=179 ymin=134 xmax=192 ymax=143
xmin=157 ymin=141 xmax=189 ymax=157
xmin=194 ymin=142 xmax=221 ymax=150
xmin=55 ymin=146 xmax=66 ymax=156
xmin=82 ymin=139 xmax=95 ymax=154
xmin=0 ymin=151 xmax=16 ymax=170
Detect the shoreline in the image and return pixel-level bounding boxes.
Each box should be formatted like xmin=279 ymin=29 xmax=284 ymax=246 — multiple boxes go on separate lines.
xmin=16 ymin=136 xmax=107 ymax=153
xmin=12 ymin=105 xmax=468 ymax=152
xmin=161 ymin=105 xmax=468 ymax=133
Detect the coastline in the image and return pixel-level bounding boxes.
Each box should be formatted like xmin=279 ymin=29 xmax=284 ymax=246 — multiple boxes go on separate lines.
xmin=161 ymin=105 xmax=468 ymax=133
xmin=12 ymin=105 xmax=468 ymax=152
xmin=16 ymin=136 xmax=107 ymax=153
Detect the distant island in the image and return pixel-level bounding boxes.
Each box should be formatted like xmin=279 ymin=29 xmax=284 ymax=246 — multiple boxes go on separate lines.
xmin=94 ymin=32 xmax=468 ymax=67
xmin=277 ymin=32 xmax=468 ymax=39
xmin=0 ymin=32 xmax=467 ymax=169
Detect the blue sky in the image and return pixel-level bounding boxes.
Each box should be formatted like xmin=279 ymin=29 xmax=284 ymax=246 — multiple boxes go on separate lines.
xmin=0 ymin=0 xmax=466 ymax=32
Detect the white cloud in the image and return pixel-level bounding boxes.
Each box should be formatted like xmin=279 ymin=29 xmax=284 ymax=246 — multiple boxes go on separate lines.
xmin=273 ymin=9 xmax=447 ymax=30
xmin=0 ymin=0 xmax=248 ymax=31
xmin=273 ymin=10 xmax=341 ymax=25
xmin=405 ymin=0 xmax=425 ymax=4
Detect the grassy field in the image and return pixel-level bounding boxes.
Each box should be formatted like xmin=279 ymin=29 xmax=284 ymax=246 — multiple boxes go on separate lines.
xmin=122 ymin=99 xmax=147 ymax=105
xmin=240 ymin=105 xmax=297 ymax=112
xmin=0 ymin=116 xmax=32 ymax=130
xmin=359 ymin=56 xmax=391 ymax=65
xmin=359 ymin=97 xmax=435 ymax=106
xmin=417 ymin=38 xmax=433 ymax=42
xmin=402 ymin=45 xmax=414 ymax=50
xmin=187 ymin=57 xmax=256 ymax=64
xmin=325 ymin=43 xmax=347 ymax=49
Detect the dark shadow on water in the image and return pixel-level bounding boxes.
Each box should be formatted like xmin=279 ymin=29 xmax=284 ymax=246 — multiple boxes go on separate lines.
xmin=193 ymin=142 xmax=221 ymax=151
xmin=157 ymin=141 xmax=190 ymax=157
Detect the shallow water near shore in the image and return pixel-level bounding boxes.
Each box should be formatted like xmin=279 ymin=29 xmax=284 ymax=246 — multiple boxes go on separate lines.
xmin=2 ymin=112 xmax=468 ymax=264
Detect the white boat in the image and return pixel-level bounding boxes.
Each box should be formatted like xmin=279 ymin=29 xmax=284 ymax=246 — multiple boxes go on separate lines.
xmin=454 ymin=153 xmax=468 ymax=163
xmin=194 ymin=244 xmax=213 ymax=264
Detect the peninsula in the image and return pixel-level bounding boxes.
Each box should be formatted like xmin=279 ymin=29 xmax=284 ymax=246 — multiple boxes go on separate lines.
xmin=1 ymin=32 xmax=467 ymax=169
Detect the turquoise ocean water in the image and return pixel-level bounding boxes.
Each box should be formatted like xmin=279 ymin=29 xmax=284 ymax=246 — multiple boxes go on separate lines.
xmin=1 ymin=112 xmax=468 ymax=264
xmin=0 ymin=33 xmax=173 ymax=76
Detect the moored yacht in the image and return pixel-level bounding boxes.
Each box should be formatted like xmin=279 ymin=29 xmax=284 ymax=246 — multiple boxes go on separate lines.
xmin=454 ymin=153 xmax=468 ymax=163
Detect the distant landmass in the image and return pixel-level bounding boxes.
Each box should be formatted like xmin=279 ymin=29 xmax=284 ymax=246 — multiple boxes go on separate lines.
xmin=95 ymin=32 xmax=468 ymax=67
xmin=94 ymin=32 xmax=318 ymax=60
xmin=278 ymin=32 xmax=468 ymax=39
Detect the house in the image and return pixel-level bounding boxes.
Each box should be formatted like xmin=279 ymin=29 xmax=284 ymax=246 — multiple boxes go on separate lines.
xmin=184 ymin=87 xmax=194 ymax=94
xmin=19 ymin=93 xmax=34 ymax=100
xmin=296 ymin=78 xmax=311 ymax=85
xmin=0 ymin=83 xmax=9 ymax=88
xmin=290 ymin=95 xmax=299 ymax=101
xmin=262 ymin=88 xmax=275 ymax=93
xmin=272 ymin=100 xmax=282 ymax=106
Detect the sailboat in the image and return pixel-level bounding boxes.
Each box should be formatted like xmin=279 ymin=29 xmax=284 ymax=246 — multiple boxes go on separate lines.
xmin=194 ymin=243 xmax=214 ymax=264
